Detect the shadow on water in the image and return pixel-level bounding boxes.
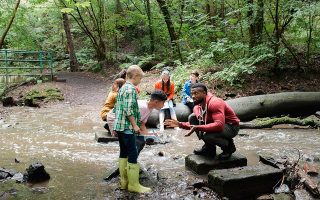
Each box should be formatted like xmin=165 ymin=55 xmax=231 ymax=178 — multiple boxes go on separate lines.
xmin=0 ymin=104 xmax=319 ymax=199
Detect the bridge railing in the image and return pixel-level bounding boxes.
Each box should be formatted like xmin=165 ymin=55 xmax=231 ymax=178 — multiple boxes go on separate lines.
xmin=0 ymin=49 xmax=55 ymax=84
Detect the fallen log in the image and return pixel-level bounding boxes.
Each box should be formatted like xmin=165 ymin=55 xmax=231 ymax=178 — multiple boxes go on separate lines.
xmin=146 ymin=92 xmax=320 ymax=127
xmin=226 ymin=92 xmax=320 ymax=122
xmin=240 ymin=115 xmax=320 ymax=129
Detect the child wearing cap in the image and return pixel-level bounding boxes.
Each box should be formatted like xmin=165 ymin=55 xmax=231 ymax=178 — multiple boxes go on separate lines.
xmin=182 ymin=70 xmax=199 ymax=111
xmin=154 ymin=70 xmax=179 ymax=131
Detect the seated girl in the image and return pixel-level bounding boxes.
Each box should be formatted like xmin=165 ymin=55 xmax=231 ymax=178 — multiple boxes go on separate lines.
xmin=182 ymin=70 xmax=199 ymax=110
xmin=154 ymin=70 xmax=179 ymax=131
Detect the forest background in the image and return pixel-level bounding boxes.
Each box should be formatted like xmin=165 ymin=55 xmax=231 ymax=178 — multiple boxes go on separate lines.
xmin=1 ymin=0 xmax=320 ymax=99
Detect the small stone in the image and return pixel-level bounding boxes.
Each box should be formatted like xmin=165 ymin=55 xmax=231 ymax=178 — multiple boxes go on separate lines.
xmin=274 ymin=184 xmax=290 ymax=194
xmin=31 ymin=187 xmax=48 ymax=194
xmin=158 ymin=151 xmax=164 ymax=157
xmin=11 ymin=173 xmax=24 ymax=183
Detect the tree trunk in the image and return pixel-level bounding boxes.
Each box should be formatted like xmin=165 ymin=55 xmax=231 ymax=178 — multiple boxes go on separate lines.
xmin=0 ymin=0 xmax=21 ymax=49
xmin=273 ymin=0 xmax=281 ymax=70
xmin=62 ymin=13 xmax=79 ymax=72
xmin=254 ymin=0 xmax=264 ymax=45
xmin=205 ymin=0 xmax=217 ymax=41
xmin=247 ymin=0 xmax=255 ymax=48
xmin=156 ymin=0 xmax=182 ymax=62
xmin=145 ymin=0 xmax=155 ymax=53
xmin=226 ymin=92 xmax=320 ymax=122
xmin=248 ymin=0 xmax=264 ymax=48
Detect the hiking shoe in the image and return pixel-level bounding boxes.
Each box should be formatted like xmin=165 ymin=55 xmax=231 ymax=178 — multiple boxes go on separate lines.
xmin=218 ymin=139 xmax=236 ymax=160
xmin=193 ymin=145 xmax=216 ymax=157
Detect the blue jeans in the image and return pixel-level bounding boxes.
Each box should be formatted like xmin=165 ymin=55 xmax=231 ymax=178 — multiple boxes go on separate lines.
xmin=160 ymin=100 xmax=176 ymax=117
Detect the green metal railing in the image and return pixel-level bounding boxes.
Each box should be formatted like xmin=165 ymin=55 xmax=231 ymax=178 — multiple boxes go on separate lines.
xmin=0 ymin=49 xmax=55 ymax=84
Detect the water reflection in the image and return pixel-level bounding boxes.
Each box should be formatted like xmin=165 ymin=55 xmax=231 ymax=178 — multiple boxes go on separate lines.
xmin=0 ymin=105 xmax=319 ymax=199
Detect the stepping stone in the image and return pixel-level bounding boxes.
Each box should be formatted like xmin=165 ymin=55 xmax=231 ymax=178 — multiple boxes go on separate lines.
xmin=104 ymin=166 xmax=119 ymax=181
xmin=185 ymin=153 xmax=247 ymax=175
xmin=95 ymin=132 xmax=118 ymax=143
xmin=208 ymin=164 xmax=283 ymax=200
xmin=95 ymin=132 xmax=162 ymax=144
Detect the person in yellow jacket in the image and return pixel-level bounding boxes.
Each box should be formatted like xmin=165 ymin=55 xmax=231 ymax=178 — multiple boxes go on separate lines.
xmin=100 ymin=78 xmax=125 ymax=133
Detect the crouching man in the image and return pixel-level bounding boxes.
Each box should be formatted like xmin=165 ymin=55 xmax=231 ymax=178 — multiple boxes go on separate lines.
xmin=164 ymin=83 xmax=240 ymax=160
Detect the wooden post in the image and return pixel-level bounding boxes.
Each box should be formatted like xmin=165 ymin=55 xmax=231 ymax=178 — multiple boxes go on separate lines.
xmin=5 ymin=49 xmax=8 ymax=85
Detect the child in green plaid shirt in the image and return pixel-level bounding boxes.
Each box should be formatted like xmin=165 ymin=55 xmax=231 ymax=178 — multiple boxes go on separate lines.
xmin=113 ymin=65 xmax=151 ymax=193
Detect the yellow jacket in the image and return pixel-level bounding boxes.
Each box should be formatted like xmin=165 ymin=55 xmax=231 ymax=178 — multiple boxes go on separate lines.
xmin=100 ymin=91 xmax=117 ymax=121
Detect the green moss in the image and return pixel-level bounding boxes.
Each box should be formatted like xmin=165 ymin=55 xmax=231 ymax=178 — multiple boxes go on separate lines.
xmin=24 ymin=87 xmax=64 ymax=104
xmin=253 ymin=115 xmax=320 ymax=128
xmin=0 ymin=180 xmax=32 ymax=199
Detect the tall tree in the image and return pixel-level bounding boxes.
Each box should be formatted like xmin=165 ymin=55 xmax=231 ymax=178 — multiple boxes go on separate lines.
xmin=268 ymin=0 xmax=296 ymax=70
xmin=247 ymin=0 xmax=264 ymax=48
xmin=62 ymin=13 xmax=79 ymax=72
xmin=57 ymin=0 xmax=107 ymax=61
xmin=0 ymin=0 xmax=21 ymax=49
xmin=144 ymin=0 xmax=155 ymax=53
xmin=156 ymin=0 xmax=182 ymax=61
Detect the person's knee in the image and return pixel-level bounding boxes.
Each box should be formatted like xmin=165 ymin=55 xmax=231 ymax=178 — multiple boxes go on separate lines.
xmin=188 ymin=113 xmax=198 ymax=125
xmin=169 ymin=107 xmax=175 ymax=113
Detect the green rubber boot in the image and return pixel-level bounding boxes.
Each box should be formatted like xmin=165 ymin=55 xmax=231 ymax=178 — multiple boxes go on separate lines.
xmin=119 ymin=158 xmax=128 ymax=189
xmin=127 ymin=163 xmax=151 ymax=193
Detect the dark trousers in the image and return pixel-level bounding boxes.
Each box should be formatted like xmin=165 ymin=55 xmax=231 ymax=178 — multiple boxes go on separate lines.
xmin=189 ymin=113 xmax=239 ymax=152
xmin=117 ymin=130 xmax=145 ymax=163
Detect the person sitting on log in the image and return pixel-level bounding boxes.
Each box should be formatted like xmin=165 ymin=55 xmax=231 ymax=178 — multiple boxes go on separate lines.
xmin=154 ymin=70 xmax=179 ymax=131
xmin=100 ymin=78 xmax=125 ymax=133
xmin=164 ymin=83 xmax=240 ymax=160
xmin=182 ymin=70 xmax=199 ymax=111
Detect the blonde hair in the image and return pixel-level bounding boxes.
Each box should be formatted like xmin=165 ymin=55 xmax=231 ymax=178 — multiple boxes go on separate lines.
xmin=126 ymin=65 xmax=144 ymax=79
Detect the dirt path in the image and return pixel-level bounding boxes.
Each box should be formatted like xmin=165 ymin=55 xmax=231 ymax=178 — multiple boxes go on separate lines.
xmin=56 ymin=71 xmax=111 ymax=106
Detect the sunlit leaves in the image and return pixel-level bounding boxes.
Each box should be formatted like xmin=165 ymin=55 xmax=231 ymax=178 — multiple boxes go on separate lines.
xmin=61 ymin=7 xmax=74 ymax=13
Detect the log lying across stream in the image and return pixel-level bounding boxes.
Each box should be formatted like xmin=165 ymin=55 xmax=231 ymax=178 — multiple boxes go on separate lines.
xmin=146 ymin=92 xmax=320 ymax=127
xmin=226 ymin=92 xmax=320 ymax=122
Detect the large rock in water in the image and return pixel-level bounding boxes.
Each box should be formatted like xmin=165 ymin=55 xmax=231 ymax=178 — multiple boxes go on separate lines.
xmin=185 ymin=153 xmax=247 ymax=175
xmin=24 ymin=162 xmax=50 ymax=183
xmin=146 ymin=103 xmax=191 ymax=127
xmin=208 ymin=164 xmax=283 ymax=200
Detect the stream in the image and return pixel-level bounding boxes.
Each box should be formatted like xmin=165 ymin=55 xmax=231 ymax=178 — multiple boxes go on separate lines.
xmin=1 ymin=104 xmax=319 ymax=199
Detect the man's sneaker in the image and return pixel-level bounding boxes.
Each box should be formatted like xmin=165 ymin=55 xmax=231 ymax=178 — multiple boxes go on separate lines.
xmin=193 ymin=145 xmax=216 ymax=157
xmin=218 ymin=152 xmax=232 ymax=160
xmin=228 ymin=139 xmax=236 ymax=154
xmin=218 ymin=139 xmax=236 ymax=160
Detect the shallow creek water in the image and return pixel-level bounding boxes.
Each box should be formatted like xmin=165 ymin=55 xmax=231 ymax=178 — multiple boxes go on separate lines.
xmin=0 ymin=104 xmax=319 ymax=199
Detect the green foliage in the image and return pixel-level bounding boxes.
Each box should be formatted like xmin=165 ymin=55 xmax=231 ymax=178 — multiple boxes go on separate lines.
xmin=0 ymin=0 xmax=319 ymax=85
xmin=171 ymin=62 xmax=197 ymax=100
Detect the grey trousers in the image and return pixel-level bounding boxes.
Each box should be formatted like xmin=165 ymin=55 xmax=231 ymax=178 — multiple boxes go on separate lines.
xmin=189 ymin=113 xmax=239 ymax=152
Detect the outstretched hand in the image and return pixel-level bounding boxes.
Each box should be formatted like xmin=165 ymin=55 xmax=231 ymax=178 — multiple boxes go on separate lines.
xmin=164 ymin=119 xmax=179 ymax=128
xmin=184 ymin=126 xmax=196 ymax=137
